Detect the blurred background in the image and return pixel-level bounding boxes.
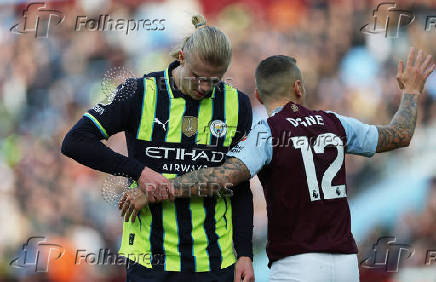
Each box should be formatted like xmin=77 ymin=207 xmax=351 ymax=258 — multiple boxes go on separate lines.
xmin=0 ymin=0 xmax=436 ymax=281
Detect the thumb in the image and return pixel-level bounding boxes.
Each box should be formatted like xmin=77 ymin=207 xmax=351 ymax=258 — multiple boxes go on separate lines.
xmin=397 ymin=60 xmax=404 ymax=76
xmin=397 ymin=60 xmax=405 ymax=90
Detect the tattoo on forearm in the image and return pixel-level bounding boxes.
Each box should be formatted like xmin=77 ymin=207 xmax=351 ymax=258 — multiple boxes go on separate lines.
xmin=376 ymin=94 xmax=417 ymax=152
xmin=170 ymin=158 xmax=251 ymax=198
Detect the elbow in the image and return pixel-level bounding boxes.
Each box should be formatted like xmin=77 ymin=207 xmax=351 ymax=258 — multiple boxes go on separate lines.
xmin=400 ymin=136 xmax=412 ymax=148
xmin=61 ymin=131 xmax=75 ymax=158
xmin=401 ymin=129 xmax=414 ymax=148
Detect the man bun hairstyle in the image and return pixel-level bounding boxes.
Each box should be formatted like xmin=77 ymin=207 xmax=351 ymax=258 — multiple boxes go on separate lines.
xmin=170 ymin=14 xmax=232 ymax=68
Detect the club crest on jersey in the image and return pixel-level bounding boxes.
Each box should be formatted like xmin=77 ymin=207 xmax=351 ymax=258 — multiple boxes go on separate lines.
xmin=291 ymin=104 xmax=299 ymax=112
xmin=182 ymin=116 xmax=198 ymax=137
xmin=209 ymin=120 xmax=227 ymax=138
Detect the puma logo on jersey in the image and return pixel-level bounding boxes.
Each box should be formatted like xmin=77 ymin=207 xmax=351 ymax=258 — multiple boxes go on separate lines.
xmin=153 ymin=118 xmax=169 ymax=131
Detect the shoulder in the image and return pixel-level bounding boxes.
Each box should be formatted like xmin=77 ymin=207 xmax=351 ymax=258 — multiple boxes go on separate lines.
xmin=224 ymin=85 xmax=252 ymax=113
xmin=251 ymin=119 xmax=271 ymax=134
xmin=236 ymin=89 xmax=251 ymax=108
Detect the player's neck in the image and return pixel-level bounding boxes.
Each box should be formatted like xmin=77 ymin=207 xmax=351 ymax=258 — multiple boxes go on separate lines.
xmin=266 ymin=98 xmax=302 ymax=116
xmin=172 ymin=66 xmax=184 ymax=94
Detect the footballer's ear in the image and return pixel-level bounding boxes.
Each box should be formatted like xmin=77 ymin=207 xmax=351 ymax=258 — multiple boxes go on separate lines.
xmin=293 ymin=80 xmax=304 ymax=98
xmin=178 ymin=50 xmax=185 ymax=65
xmin=255 ymin=89 xmax=264 ymax=105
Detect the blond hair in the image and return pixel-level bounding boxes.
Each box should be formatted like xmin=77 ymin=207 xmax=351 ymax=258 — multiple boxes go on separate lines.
xmin=170 ymin=14 xmax=232 ymax=68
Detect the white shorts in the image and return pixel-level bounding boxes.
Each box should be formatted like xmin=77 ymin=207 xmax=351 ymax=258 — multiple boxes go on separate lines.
xmin=269 ymin=253 xmax=359 ymax=282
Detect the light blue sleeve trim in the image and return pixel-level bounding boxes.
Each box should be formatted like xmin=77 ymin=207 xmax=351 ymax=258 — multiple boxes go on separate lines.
xmin=329 ymin=112 xmax=378 ymax=157
xmin=227 ymin=119 xmax=273 ymax=177
xmin=83 ymin=113 xmax=109 ymax=139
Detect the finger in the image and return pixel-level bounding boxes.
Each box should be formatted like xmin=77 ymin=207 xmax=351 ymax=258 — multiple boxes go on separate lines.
xmin=424 ymin=64 xmax=436 ymax=79
xmin=397 ymin=77 xmax=405 ymax=90
xmin=131 ymin=209 xmax=138 ymax=223
xmin=168 ymin=190 xmax=175 ymax=202
xmin=157 ymin=184 xmax=168 ymax=201
xmin=147 ymin=191 xmax=157 ymax=204
xmin=397 ymin=60 xmax=404 ymax=76
xmin=415 ymin=49 xmax=423 ymax=67
xmin=119 ymin=193 xmax=128 ymax=209
xmin=406 ymin=47 xmax=415 ymax=68
xmin=234 ymin=271 xmax=241 ymax=282
xmin=121 ymin=200 xmax=130 ymax=217
xmin=420 ymin=55 xmax=432 ymax=73
xmin=124 ymin=204 xmax=134 ymax=222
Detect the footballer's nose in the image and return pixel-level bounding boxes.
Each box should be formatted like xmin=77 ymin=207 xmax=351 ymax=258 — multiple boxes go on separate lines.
xmin=198 ymin=80 xmax=212 ymax=94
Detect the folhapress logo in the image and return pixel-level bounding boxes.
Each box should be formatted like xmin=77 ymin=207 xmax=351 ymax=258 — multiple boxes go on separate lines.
xmin=10 ymin=2 xmax=64 ymax=38
xmin=361 ymin=2 xmax=414 ymax=38
xmin=10 ymin=237 xmax=65 ymax=272
xmin=360 ymin=236 xmax=414 ymax=272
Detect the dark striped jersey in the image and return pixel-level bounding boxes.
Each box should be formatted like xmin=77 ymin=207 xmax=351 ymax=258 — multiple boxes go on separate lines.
xmin=83 ymin=61 xmax=252 ymax=272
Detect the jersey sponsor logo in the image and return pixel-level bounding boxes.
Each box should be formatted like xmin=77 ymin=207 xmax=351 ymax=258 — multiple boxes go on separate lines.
xmin=182 ymin=116 xmax=198 ymax=137
xmin=210 ymin=120 xmax=227 ymax=138
xmin=145 ymin=147 xmax=225 ymax=163
xmin=153 ymin=118 xmax=169 ymax=131
xmin=162 ymin=163 xmax=208 ymax=173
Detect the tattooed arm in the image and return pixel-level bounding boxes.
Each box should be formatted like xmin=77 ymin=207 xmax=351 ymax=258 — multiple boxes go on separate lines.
xmin=376 ymin=94 xmax=417 ymax=152
xmin=376 ymin=48 xmax=435 ymax=153
xmin=170 ymin=157 xmax=251 ymax=198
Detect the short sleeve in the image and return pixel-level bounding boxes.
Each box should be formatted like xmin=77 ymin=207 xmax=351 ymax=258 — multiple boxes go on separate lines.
xmin=330 ymin=112 xmax=378 ymax=157
xmin=85 ymin=78 xmax=139 ymax=139
xmin=227 ymin=120 xmax=273 ymax=177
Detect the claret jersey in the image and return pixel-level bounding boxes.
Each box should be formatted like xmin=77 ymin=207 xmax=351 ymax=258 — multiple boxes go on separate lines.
xmin=227 ymin=101 xmax=378 ymax=267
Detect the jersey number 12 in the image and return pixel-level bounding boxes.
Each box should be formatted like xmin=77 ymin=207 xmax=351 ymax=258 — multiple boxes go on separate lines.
xmin=291 ymin=133 xmax=346 ymax=202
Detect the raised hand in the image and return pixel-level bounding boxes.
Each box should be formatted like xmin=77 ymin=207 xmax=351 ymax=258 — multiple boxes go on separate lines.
xmin=396 ymin=47 xmax=435 ymax=94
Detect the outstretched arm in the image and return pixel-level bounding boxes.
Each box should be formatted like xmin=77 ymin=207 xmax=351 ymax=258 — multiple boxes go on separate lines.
xmin=119 ymin=158 xmax=251 ymax=222
xmin=376 ymin=48 xmax=435 ymax=153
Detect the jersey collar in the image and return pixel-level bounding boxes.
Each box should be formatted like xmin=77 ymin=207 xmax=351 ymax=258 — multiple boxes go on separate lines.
xmin=271 ymin=106 xmax=284 ymax=116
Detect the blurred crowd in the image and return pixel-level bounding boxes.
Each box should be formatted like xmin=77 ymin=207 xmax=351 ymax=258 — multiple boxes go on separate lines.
xmin=0 ymin=0 xmax=435 ymax=281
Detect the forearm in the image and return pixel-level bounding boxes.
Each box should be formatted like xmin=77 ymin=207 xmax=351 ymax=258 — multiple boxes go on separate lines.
xmin=376 ymin=93 xmax=418 ymax=152
xmin=170 ymin=158 xmax=251 ymax=198
xmin=232 ymin=181 xmax=254 ymax=260
xmin=61 ymin=118 xmax=145 ymax=180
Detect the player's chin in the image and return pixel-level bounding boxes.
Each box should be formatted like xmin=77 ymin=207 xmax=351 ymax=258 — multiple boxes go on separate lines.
xmin=190 ymin=90 xmax=206 ymax=100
